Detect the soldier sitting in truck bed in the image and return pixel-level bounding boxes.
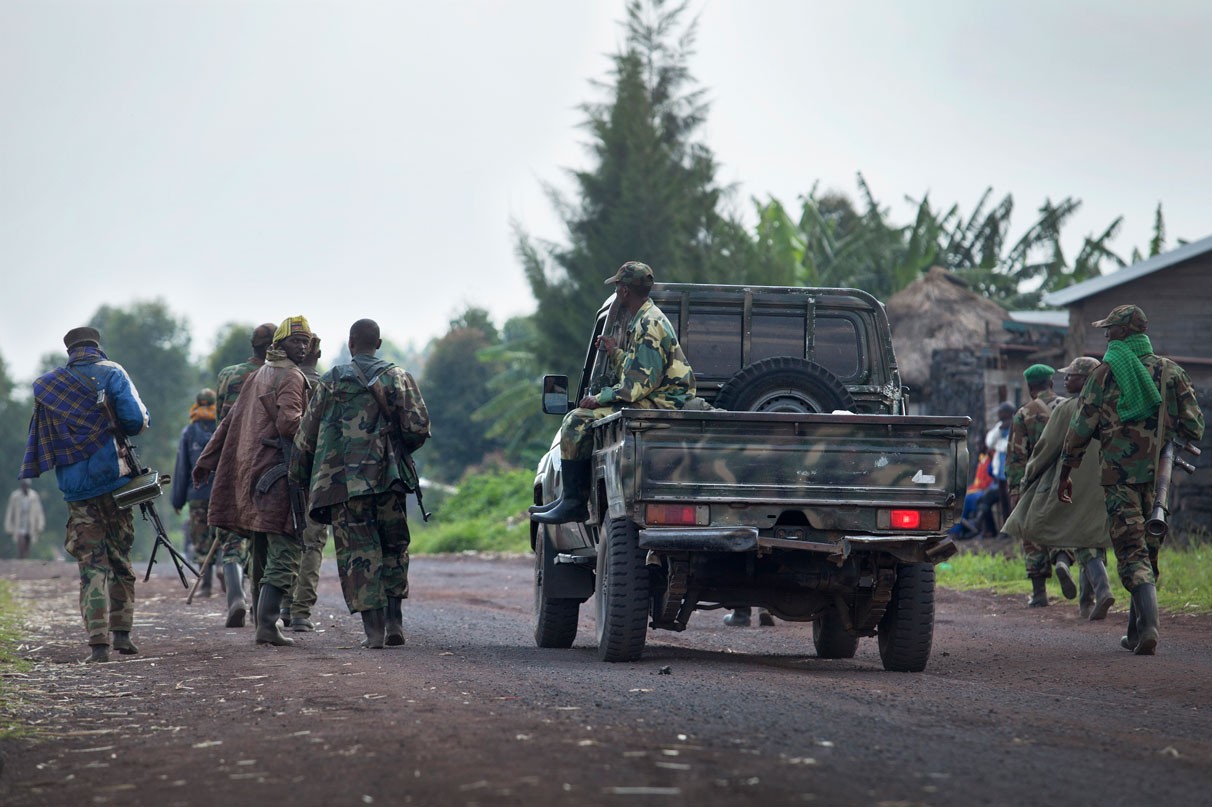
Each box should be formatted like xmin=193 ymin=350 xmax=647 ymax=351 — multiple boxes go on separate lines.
xmin=530 ymin=261 xmax=696 ymax=525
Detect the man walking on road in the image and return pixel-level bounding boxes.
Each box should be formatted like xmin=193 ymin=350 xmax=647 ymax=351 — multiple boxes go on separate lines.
xmin=171 ymin=388 xmax=218 ymax=598
xmin=1059 ymin=305 xmax=1204 ymax=655
xmin=291 ymin=319 xmax=430 ymax=649
xmin=20 ymin=326 xmax=151 ymax=662
xmin=5 ymin=480 xmax=46 ymax=560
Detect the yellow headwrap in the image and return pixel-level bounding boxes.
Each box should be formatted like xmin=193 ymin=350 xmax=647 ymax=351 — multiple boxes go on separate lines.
xmin=273 ymin=315 xmax=312 ymax=344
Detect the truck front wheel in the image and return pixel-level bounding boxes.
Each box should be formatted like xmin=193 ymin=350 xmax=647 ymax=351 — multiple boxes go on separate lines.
xmin=595 ymin=517 xmax=650 ymax=662
xmin=877 ymin=563 xmax=936 ymax=672
xmin=533 ymin=527 xmax=580 ymax=649
xmin=812 ymin=609 xmax=860 ymax=659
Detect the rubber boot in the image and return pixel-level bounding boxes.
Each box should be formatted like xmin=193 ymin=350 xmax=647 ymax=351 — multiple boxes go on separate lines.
xmin=291 ymin=616 xmax=315 ymax=632
xmin=361 ymin=608 xmax=386 ymax=649
xmin=723 ymin=607 xmax=751 ymax=627
xmin=224 ymin=562 xmax=248 ymax=628
xmin=279 ymin=608 xmax=292 ymax=628
xmin=385 ymin=597 xmax=405 ymax=646
xmin=1027 ymin=576 xmax=1048 ymax=608
xmin=111 ymin=631 xmax=139 ymax=655
xmin=1085 ymin=557 xmax=1116 ymax=621
xmin=255 ymin=585 xmax=296 ymax=646
xmin=1132 ymin=583 xmax=1159 ymax=656
xmin=199 ymin=561 xmax=214 ymax=598
xmin=1054 ymin=556 xmax=1077 ymax=600
xmin=1078 ymin=566 xmax=1094 ymax=619
xmin=530 ymin=460 xmax=590 ymax=525
xmin=757 ymin=609 xmax=775 ymax=627
xmin=87 ymin=643 xmax=111 ymax=663
xmin=1121 ymin=598 xmax=1138 ymax=650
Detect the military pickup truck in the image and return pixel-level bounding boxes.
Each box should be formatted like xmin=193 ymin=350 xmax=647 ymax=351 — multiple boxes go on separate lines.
xmin=530 ymin=283 xmax=969 ymax=672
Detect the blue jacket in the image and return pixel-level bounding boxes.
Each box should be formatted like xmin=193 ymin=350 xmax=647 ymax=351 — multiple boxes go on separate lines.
xmin=51 ymin=358 xmax=151 ymax=502
xmin=171 ymin=419 xmax=215 ymax=508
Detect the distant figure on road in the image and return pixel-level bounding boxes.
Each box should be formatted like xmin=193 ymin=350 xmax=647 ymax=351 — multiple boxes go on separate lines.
xmin=5 ymin=479 xmax=46 ymax=560
xmin=172 ymin=388 xmax=218 ymax=598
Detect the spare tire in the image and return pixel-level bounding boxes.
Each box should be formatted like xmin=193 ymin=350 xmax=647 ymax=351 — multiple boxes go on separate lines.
xmin=715 ymin=357 xmax=855 ymax=413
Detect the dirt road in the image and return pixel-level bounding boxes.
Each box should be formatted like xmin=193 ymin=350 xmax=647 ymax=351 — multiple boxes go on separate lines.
xmin=1 ymin=554 xmax=1210 ymax=806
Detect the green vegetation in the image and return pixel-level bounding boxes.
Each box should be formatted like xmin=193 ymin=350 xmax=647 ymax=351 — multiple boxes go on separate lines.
xmin=409 ymin=468 xmax=534 ymax=555
xmin=0 ymin=579 xmax=32 ymax=739
xmin=938 ymin=540 xmax=1212 ymax=613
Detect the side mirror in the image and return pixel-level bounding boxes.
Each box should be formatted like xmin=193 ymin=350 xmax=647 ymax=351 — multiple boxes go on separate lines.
xmin=542 ymin=375 xmax=571 ymax=415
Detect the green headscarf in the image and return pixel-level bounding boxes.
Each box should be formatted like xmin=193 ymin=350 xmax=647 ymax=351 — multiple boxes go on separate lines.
xmin=1102 ymin=333 xmax=1161 ymax=422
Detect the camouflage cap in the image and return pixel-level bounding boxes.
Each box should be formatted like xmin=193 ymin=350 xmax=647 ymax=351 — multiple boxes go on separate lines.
xmin=63 ymin=326 xmax=100 ymax=349
xmin=604 ymin=261 xmax=655 ymax=288
xmin=251 ymin=322 xmax=277 ymax=347
xmin=1091 ymin=304 xmax=1147 ymax=333
xmin=196 ymin=387 xmax=217 ymax=405
xmin=1058 ymin=356 xmax=1100 ymax=376
xmin=1022 ymin=364 xmax=1055 ymax=384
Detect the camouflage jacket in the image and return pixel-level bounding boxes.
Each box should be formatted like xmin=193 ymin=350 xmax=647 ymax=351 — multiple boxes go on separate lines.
xmin=1062 ymin=353 xmax=1204 ymax=486
xmin=1006 ymin=389 xmax=1062 ymax=491
xmin=594 ymin=299 xmax=696 ymax=409
xmin=290 ymin=354 xmax=430 ymax=520
xmin=215 ymin=357 xmax=265 ymax=422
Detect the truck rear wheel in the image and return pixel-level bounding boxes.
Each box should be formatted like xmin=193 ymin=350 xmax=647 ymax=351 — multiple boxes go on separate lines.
xmin=812 ymin=609 xmax=860 ymax=659
xmin=715 ymin=357 xmax=855 ymax=413
xmin=877 ymin=563 xmax=935 ymax=672
xmin=533 ymin=527 xmax=580 ymax=649
xmin=595 ymin=517 xmax=650 ymax=662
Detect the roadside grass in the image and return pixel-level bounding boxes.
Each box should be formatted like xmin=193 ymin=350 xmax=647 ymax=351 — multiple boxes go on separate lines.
xmin=0 ymin=579 xmax=33 ymax=739
xmin=938 ymin=538 xmax=1212 ymax=614
xmin=409 ymin=468 xmax=532 ymax=555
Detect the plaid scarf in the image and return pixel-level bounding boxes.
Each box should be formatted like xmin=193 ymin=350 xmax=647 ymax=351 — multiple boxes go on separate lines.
xmin=20 ymin=347 xmax=113 ymax=478
xmin=1103 ymin=333 xmax=1162 ymax=422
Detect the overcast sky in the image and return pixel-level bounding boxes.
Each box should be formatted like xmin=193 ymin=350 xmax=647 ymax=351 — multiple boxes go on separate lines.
xmin=3 ymin=0 xmax=1209 ymax=382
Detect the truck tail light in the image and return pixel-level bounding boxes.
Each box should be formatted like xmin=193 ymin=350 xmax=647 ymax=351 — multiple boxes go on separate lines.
xmin=878 ymin=509 xmax=941 ymax=530
xmin=645 ymin=504 xmax=705 ymax=526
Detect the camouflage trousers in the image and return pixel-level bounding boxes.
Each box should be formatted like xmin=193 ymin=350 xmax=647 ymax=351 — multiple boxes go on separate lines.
xmin=214 ymin=527 xmax=249 ymax=566
xmin=64 ymin=493 xmax=136 ymax=645
xmin=1022 ymin=540 xmax=1076 ymax=579
xmin=1104 ymin=483 xmax=1160 ymax=591
xmin=250 ymin=531 xmax=302 ymax=594
xmin=332 ymin=491 xmax=410 ymax=614
xmin=1076 ymin=547 xmax=1108 ymax=567
xmin=560 ymin=400 xmax=660 ymax=460
xmin=281 ymin=518 xmax=329 ymax=620
xmin=188 ymin=500 xmax=216 ymax=566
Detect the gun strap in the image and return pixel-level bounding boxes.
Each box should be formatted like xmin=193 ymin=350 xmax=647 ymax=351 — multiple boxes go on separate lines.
xmin=349 ymin=361 xmax=429 ymax=520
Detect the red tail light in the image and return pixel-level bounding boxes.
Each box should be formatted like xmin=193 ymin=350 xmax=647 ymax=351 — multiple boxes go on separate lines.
xmin=889 ymin=510 xmax=921 ymax=529
xmin=645 ymin=504 xmax=705 ymax=526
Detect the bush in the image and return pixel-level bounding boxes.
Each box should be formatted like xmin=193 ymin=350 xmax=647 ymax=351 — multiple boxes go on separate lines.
xmin=409 ymin=468 xmax=533 ymax=555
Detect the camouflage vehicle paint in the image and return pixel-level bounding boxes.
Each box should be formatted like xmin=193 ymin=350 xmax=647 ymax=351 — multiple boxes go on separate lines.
xmin=531 ymin=284 xmax=970 ymax=671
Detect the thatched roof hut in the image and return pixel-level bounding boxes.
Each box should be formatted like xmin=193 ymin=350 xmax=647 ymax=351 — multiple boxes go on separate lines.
xmin=885 ymin=267 xmax=1007 ymax=393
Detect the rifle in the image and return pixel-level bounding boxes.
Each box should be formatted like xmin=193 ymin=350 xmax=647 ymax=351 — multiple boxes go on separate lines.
xmin=1146 ymin=440 xmax=1201 ymax=539
xmin=257 ymin=393 xmax=308 ymax=535
xmin=99 ymin=393 xmax=199 ymax=587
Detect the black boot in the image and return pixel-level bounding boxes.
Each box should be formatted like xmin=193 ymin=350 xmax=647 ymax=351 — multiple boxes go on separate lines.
xmin=361 ymin=608 xmax=386 ymax=649
xmin=1054 ymin=556 xmax=1077 ymax=600
xmin=111 ymin=630 xmax=138 ymax=655
xmin=1027 ymin=576 xmax=1048 ymax=608
xmin=385 ymin=597 xmax=405 ymax=646
xmin=87 ymin=643 xmax=110 ymax=663
xmin=224 ymin=562 xmax=247 ymax=628
xmin=530 ymin=460 xmax=590 ymax=525
xmin=1121 ymin=598 xmax=1138 ymax=650
xmin=1132 ymin=583 xmax=1159 ymax=656
xmin=1078 ymin=566 xmax=1094 ymax=619
xmin=255 ymin=585 xmax=296 ymax=646
xmin=1085 ymin=557 xmax=1115 ymax=621
xmin=723 ymin=607 xmax=751 ymax=627
xmin=199 ymin=561 xmax=214 ymax=598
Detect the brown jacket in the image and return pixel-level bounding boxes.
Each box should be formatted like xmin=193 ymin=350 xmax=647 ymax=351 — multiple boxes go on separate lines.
xmin=196 ymin=351 xmax=309 ymax=536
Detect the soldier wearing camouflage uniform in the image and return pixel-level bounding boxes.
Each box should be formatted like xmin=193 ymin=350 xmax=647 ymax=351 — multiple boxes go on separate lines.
xmin=1007 ymin=364 xmax=1077 ymax=607
xmin=210 ymin=322 xmax=275 ymax=628
xmin=531 ymin=261 xmax=696 ymax=525
xmin=280 ymin=335 xmax=330 ymax=633
xmin=195 ymin=316 xmax=314 ymax=647
xmin=171 ymin=388 xmax=218 ymax=598
xmin=20 ymin=327 xmax=151 ymax=663
xmin=290 ymin=319 xmax=431 ymax=649
xmin=1059 ymin=305 xmax=1204 ymax=656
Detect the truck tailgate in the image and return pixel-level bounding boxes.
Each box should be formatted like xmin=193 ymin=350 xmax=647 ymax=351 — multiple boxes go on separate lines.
xmin=620 ymin=410 xmax=969 ymax=508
